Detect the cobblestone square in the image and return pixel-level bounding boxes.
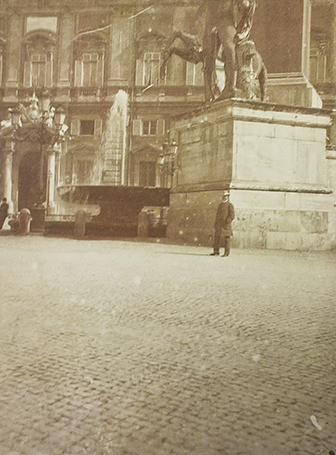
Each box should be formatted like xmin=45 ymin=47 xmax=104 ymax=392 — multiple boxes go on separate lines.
xmin=0 ymin=235 xmax=335 ymax=455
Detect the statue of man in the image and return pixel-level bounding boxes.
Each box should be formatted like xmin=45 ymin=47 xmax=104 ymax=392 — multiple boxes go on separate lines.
xmin=198 ymin=0 xmax=256 ymax=100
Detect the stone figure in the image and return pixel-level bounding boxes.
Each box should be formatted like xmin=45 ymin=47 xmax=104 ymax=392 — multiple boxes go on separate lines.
xmin=160 ymin=0 xmax=266 ymax=102
xmin=20 ymin=93 xmax=41 ymax=124
xmin=210 ymin=191 xmax=235 ymax=257
xmin=18 ymin=208 xmax=32 ymax=235
xmin=8 ymin=213 xmax=20 ymax=232
xmin=236 ymin=39 xmax=267 ymax=101
xmin=201 ymin=0 xmax=239 ymax=101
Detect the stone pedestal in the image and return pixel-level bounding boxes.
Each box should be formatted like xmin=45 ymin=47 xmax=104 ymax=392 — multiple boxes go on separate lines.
xmin=74 ymin=210 xmax=87 ymax=238
xmin=137 ymin=211 xmax=149 ymax=238
xmin=30 ymin=205 xmax=46 ymax=233
xmin=166 ymin=99 xmax=336 ymax=250
xmin=252 ymin=0 xmax=322 ymax=109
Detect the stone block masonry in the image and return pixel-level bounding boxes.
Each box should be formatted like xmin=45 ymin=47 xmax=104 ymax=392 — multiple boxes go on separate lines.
xmin=167 ymin=99 xmax=336 ymax=250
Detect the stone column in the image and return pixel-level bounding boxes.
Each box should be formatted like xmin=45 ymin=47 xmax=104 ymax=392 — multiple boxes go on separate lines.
xmin=3 ymin=140 xmax=14 ymax=212
xmin=301 ymin=0 xmax=311 ymax=77
xmin=54 ymin=143 xmax=62 ymax=188
xmin=46 ymin=147 xmax=56 ymax=213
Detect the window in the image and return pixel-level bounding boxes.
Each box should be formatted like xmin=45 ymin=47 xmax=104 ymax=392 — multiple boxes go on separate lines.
xmin=80 ymin=120 xmax=95 ymax=135
xmin=23 ymin=32 xmax=56 ymax=88
xmin=144 ymin=52 xmax=161 ymax=86
xmin=31 ymin=53 xmax=53 ymax=87
xmin=70 ymin=119 xmax=103 ymax=136
xmin=76 ymin=160 xmax=93 ymax=184
xmin=186 ymin=61 xmax=204 ymax=87
xmin=132 ymin=119 xmax=165 ymax=136
xmin=142 ymin=120 xmax=157 ymax=136
xmin=139 ymin=161 xmax=156 ymax=187
xmin=75 ymin=52 xmax=104 ymax=87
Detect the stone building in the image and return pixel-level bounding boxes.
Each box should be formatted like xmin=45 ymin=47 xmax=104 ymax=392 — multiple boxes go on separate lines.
xmin=0 ymin=0 xmax=335 ymax=228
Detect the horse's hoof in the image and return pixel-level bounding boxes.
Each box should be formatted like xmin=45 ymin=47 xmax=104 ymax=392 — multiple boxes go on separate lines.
xmin=216 ymin=88 xmax=237 ymax=101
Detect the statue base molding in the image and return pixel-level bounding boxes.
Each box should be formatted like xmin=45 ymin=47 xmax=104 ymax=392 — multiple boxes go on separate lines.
xmin=166 ymin=99 xmax=336 ymax=251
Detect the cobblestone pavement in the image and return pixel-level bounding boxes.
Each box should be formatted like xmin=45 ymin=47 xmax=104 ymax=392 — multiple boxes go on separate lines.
xmin=0 ymin=235 xmax=335 ymax=455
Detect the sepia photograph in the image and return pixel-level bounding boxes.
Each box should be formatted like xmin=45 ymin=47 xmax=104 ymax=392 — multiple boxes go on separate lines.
xmin=0 ymin=0 xmax=335 ymax=454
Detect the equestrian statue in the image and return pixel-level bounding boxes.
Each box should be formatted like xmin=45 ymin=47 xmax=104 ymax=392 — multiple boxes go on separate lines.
xmin=160 ymin=0 xmax=267 ymax=103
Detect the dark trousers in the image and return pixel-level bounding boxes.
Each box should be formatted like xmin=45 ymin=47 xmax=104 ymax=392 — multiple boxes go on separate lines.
xmin=213 ymin=226 xmax=231 ymax=256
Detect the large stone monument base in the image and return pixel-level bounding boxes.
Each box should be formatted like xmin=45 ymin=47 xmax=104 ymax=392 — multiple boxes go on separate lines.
xmin=167 ymin=100 xmax=336 ymax=250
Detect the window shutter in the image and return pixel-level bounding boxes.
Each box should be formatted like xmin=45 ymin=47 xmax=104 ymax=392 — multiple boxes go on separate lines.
xmin=135 ymin=59 xmax=143 ymax=86
xmin=97 ymin=57 xmax=104 ymax=86
xmin=132 ymin=119 xmax=141 ymax=136
xmin=23 ymin=61 xmax=31 ymax=87
xmin=46 ymin=58 xmax=53 ymax=87
xmin=195 ymin=62 xmax=204 ymax=86
xmin=94 ymin=119 xmax=103 ymax=136
xmin=157 ymin=119 xmax=165 ymax=136
xmin=74 ymin=60 xmax=82 ymax=87
xmin=186 ymin=62 xmax=195 ymax=86
xmin=70 ymin=119 xmax=81 ymax=136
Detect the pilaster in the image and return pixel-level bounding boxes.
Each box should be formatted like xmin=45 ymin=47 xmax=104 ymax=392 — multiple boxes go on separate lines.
xmin=330 ymin=1 xmax=336 ymax=86
xmin=4 ymin=14 xmax=23 ymax=102
xmin=2 ymin=140 xmax=14 ymax=212
xmin=56 ymin=13 xmax=75 ymax=101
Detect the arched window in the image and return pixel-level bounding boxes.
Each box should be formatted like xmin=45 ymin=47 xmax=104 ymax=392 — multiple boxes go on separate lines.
xmin=73 ymin=33 xmax=107 ymax=87
xmin=22 ymin=30 xmax=57 ymax=88
xmin=135 ymin=33 xmax=165 ymax=87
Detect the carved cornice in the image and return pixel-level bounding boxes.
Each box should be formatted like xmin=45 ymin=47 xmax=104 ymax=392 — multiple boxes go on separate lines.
xmin=14 ymin=123 xmax=62 ymax=146
xmin=171 ymin=181 xmax=333 ymax=195
xmin=73 ymin=31 xmax=109 ymax=46
xmin=22 ymin=29 xmax=58 ymax=46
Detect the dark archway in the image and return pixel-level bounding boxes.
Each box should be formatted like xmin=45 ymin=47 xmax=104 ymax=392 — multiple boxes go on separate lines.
xmin=18 ymin=151 xmax=47 ymax=212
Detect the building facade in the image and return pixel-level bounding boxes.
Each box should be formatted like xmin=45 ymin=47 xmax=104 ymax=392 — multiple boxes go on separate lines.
xmin=0 ymin=0 xmax=335 ymax=217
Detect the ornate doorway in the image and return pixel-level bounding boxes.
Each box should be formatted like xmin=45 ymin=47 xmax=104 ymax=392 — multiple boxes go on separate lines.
xmin=18 ymin=151 xmax=47 ymax=212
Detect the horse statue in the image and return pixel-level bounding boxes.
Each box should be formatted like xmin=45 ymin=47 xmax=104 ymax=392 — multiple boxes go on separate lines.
xmin=160 ymin=0 xmax=267 ymax=103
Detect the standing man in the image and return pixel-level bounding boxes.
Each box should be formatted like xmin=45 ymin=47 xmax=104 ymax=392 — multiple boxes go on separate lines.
xmin=0 ymin=197 xmax=9 ymax=230
xmin=210 ymin=191 xmax=235 ymax=256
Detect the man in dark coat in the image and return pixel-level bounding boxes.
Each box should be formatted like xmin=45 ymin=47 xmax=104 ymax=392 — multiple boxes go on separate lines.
xmin=210 ymin=191 xmax=235 ymax=256
xmin=0 ymin=197 xmax=9 ymax=229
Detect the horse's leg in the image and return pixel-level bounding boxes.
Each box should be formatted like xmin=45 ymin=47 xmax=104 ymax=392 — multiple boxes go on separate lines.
xmin=160 ymin=48 xmax=174 ymax=79
xmin=160 ymin=32 xmax=202 ymax=79
xmin=203 ymin=30 xmax=219 ymax=102
xmin=160 ymin=31 xmax=183 ymax=79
